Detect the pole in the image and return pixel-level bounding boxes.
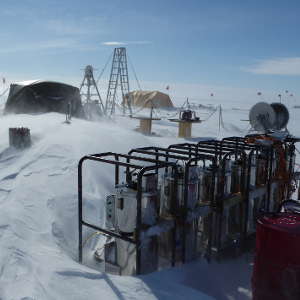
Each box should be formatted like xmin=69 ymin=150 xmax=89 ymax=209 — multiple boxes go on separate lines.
xmin=218 ymin=105 xmax=221 ymax=133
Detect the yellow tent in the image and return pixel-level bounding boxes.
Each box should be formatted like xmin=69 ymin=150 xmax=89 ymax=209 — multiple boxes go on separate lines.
xmin=124 ymin=90 xmax=174 ymax=108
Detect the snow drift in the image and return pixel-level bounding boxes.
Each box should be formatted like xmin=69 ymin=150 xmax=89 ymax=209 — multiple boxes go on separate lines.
xmin=2 ymin=97 xmax=297 ymax=299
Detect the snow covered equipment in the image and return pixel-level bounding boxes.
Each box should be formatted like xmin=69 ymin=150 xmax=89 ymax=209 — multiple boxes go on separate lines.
xmin=129 ymin=145 xmax=216 ymax=263
xmin=78 ymin=134 xmax=300 ymax=276
xmin=170 ymin=134 xmax=299 ymax=258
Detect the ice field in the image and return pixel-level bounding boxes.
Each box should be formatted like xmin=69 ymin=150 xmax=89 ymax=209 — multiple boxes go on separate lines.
xmin=0 ymin=96 xmax=299 ymax=300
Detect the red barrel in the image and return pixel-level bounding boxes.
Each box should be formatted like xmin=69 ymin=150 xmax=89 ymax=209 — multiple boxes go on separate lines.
xmin=252 ymin=213 xmax=300 ymax=300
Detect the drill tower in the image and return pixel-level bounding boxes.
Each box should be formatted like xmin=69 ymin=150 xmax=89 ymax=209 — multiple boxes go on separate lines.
xmin=105 ymin=48 xmax=132 ymax=116
xmin=80 ymin=65 xmax=105 ymax=119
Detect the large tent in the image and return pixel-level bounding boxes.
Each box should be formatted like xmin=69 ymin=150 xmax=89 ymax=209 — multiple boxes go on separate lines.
xmin=5 ymin=80 xmax=83 ymax=116
xmin=124 ymin=90 xmax=174 ymax=109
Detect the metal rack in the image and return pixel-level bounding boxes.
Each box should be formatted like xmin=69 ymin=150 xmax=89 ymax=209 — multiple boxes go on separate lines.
xmin=77 ymin=134 xmax=300 ymax=275
xmin=78 ymin=152 xmax=178 ymax=275
xmin=168 ymin=137 xmax=298 ymax=255
xmin=128 ymin=146 xmax=217 ymax=262
xmin=167 ymin=141 xmax=248 ymax=257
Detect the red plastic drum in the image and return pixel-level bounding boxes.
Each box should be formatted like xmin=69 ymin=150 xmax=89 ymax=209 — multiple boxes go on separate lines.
xmin=252 ymin=213 xmax=300 ymax=300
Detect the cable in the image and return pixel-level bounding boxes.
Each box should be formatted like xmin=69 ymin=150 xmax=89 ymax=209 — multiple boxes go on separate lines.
xmin=220 ymin=106 xmax=227 ymax=130
xmin=128 ymin=54 xmax=142 ymax=90
xmin=203 ymin=106 xmax=218 ymax=121
xmin=162 ymin=109 xmax=180 ymax=119
xmin=96 ymin=52 xmax=114 ymax=85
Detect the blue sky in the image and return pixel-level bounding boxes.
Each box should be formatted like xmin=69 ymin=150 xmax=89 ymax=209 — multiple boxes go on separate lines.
xmin=1 ymin=0 xmax=300 ymax=102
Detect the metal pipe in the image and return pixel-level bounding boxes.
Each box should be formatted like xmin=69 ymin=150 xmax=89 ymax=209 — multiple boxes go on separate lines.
xmin=78 ymin=157 xmax=84 ymax=262
xmin=242 ymin=149 xmax=255 ymax=246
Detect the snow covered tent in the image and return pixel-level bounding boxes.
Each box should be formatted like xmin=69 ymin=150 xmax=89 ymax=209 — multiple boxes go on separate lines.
xmin=124 ymin=90 xmax=174 ymax=109
xmin=5 ymin=80 xmax=84 ymax=116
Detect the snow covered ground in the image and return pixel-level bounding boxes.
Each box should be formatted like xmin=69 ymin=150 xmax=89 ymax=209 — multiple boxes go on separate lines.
xmin=0 ymin=98 xmax=299 ymax=299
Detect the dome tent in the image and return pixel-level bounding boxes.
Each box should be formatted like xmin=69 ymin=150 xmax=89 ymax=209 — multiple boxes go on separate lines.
xmin=5 ymin=80 xmax=83 ymax=117
xmin=124 ymin=90 xmax=174 ymax=109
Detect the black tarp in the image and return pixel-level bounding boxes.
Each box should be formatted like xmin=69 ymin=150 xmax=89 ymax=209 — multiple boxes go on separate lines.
xmin=5 ymin=80 xmax=84 ymax=117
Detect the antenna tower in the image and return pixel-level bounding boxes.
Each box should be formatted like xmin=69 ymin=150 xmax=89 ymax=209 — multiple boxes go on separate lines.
xmin=105 ymin=48 xmax=132 ymax=116
xmin=80 ymin=65 xmax=105 ymax=119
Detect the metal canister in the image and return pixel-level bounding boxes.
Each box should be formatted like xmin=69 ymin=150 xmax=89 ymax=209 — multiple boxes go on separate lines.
xmin=142 ymin=173 xmax=158 ymax=193
xmin=231 ymin=161 xmax=242 ymax=193
xmin=115 ymin=187 xmax=137 ymax=234
xmin=142 ymin=173 xmax=159 ymax=226
xmin=185 ymin=166 xmax=200 ymax=209
xmin=115 ymin=186 xmax=159 ymax=233
xmin=250 ymin=155 xmax=257 ymax=187
xmin=269 ymin=182 xmax=279 ymax=211
xmin=256 ymin=156 xmax=267 ymax=186
xmin=224 ymin=159 xmax=232 ymax=195
xmin=177 ymin=179 xmax=199 ymax=209
xmin=271 ymin=151 xmax=278 ymax=178
xmin=199 ymin=167 xmax=215 ymax=204
xmin=197 ymin=213 xmax=211 ymax=254
xmin=158 ymin=218 xmax=194 ymax=264
xmin=186 ymin=182 xmax=199 ymax=209
xmin=160 ymin=173 xmax=177 ymax=216
xmin=247 ymin=196 xmax=256 ymax=234
xmin=177 ymin=167 xmax=199 ymax=209
xmin=139 ymin=236 xmax=158 ymax=274
xmin=184 ymin=220 xmax=198 ymax=262
xmin=226 ymin=202 xmax=242 ymax=240
xmin=141 ymin=192 xmax=158 ymax=226
xmin=116 ymin=236 xmax=158 ymax=275
xmin=247 ymin=194 xmax=266 ymax=234
xmin=217 ymin=198 xmax=242 ymax=248
xmin=158 ymin=222 xmax=177 ymax=264
xmin=286 ymin=150 xmax=296 ymax=174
